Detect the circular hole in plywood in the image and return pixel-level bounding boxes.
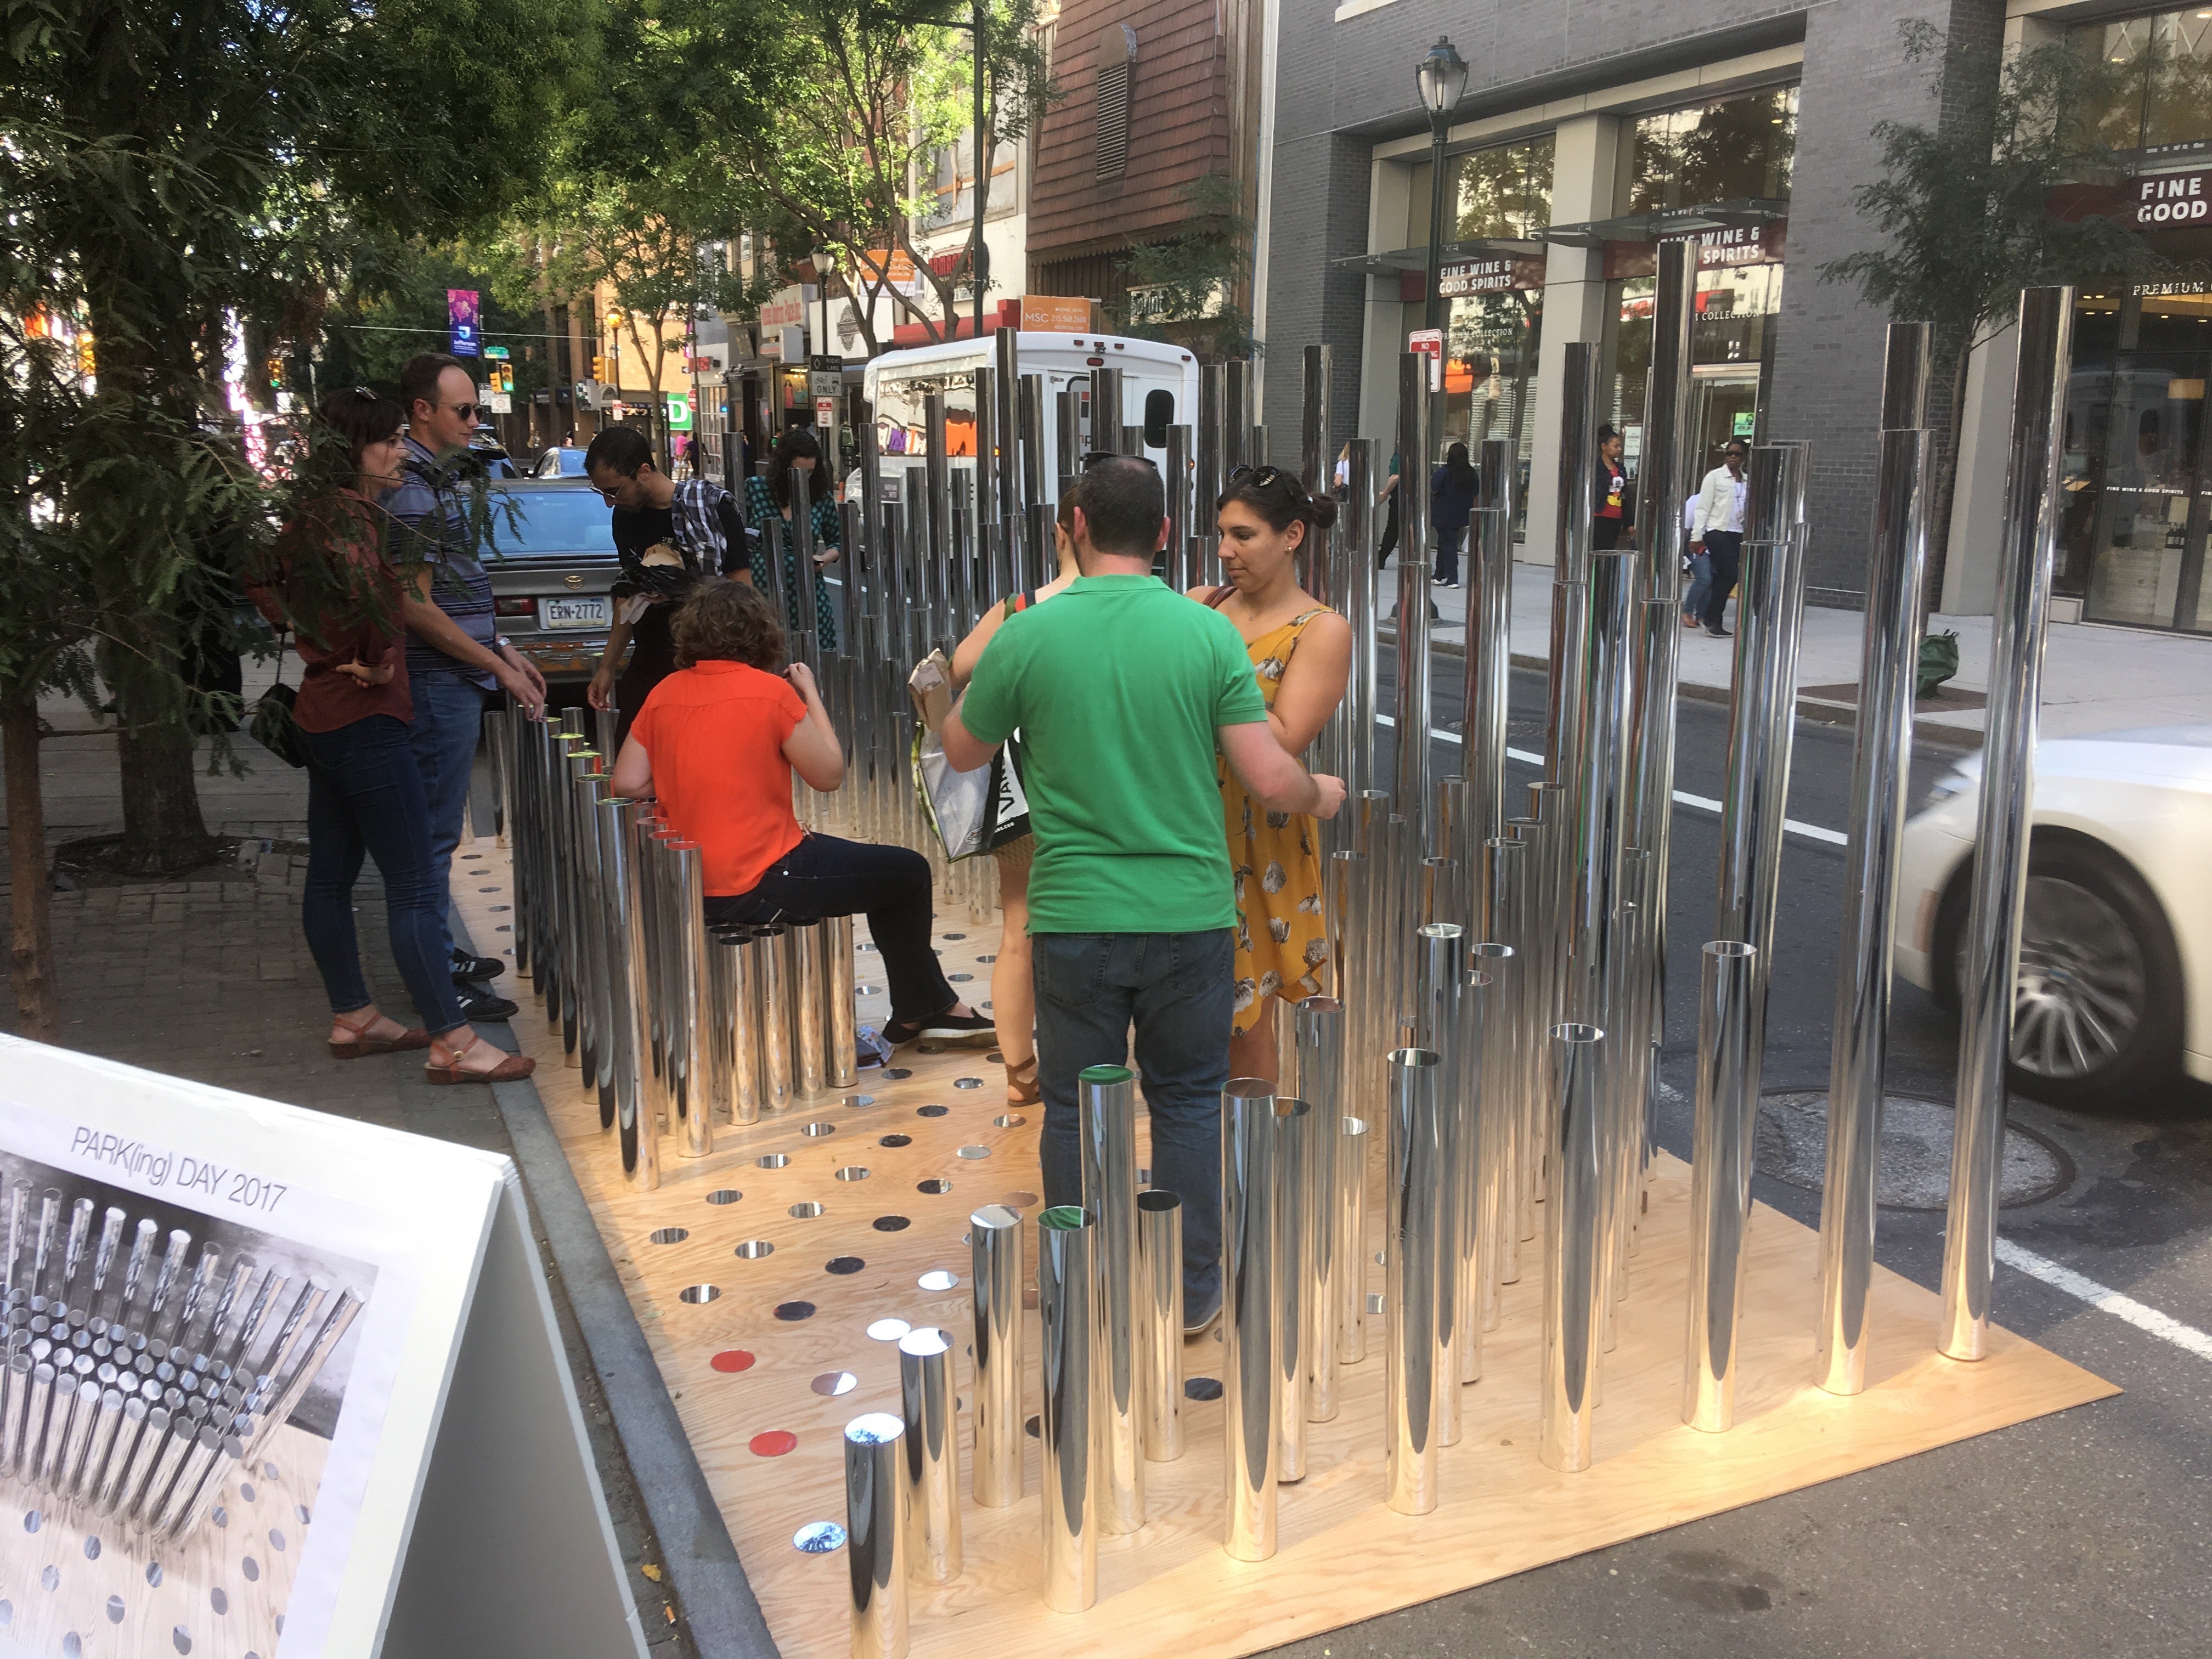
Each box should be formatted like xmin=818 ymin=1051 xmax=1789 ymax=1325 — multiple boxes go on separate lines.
xmin=866 ymin=1318 xmax=912 ymax=1342
xmin=916 ymin=1105 xmax=949 ymax=1119
xmin=787 ymin=1203 xmax=825 ymax=1220
xmin=679 ymin=1284 xmax=720 ymax=1304
xmin=872 ymin=1216 xmax=911 ymax=1232
xmin=757 ymin=1154 xmax=791 ymax=1170
xmin=793 ymin=1521 xmax=846 ymax=1553
xmin=810 ymin=1371 xmax=858 ymax=1397
xmin=918 ymin=1269 xmax=958 ymax=1291
xmin=917 ymin=1179 xmax=953 ymax=1195
xmin=956 ymin=1145 xmax=991 ymax=1160
xmin=734 ymin=1240 xmax=776 ymax=1259
xmin=980 ymin=954 xmax=997 ymax=963
xmin=774 ymin=1301 xmax=816 ymax=1322
xmin=1024 ymin=1415 xmax=1040 ymax=1438
xmin=704 ymin=1189 xmax=743 ymax=1205
xmin=710 ymin=1350 xmax=756 ymax=1373
xmin=1184 ymin=1378 xmax=1224 ymax=1402
xmin=802 ymin=1122 xmax=836 ymax=1138
xmin=834 ymin=1167 xmax=871 ymax=1182
xmin=878 ymin=1134 xmax=912 ymax=1148
xmin=952 ymin=1078 xmax=984 ymax=1091
xmin=992 ymin=1115 xmax=1025 ymax=1128
xmin=941 ymin=933 xmax=966 ymax=942
xmin=647 ymin=1227 xmax=689 ymax=1245
xmin=749 ymin=1430 xmax=798 ymax=1457
xmin=825 ymin=1257 xmax=865 ymax=1276
xmin=883 ymin=1068 xmax=912 ymax=1081
xmin=843 ymin=1094 xmax=876 ymax=1109
xmin=948 ymin=973 xmax=973 ymax=983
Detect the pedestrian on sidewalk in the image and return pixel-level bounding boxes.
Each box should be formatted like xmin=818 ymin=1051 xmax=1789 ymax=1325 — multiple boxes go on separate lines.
xmin=387 ymin=352 xmax=548 ymax=1023
xmin=1193 ymin=464 xmax=1352 ymax=1087
xmin=1593 ymin=425 xmax=1634 ymax=550
xmin=1431 ymin=442 xmax=1478 ymax=588
xmin=1680 ymin=491 xmax=1710 ymax=625
xmin=743 ymin=428 xmax=841 ymax=656
xmin=1690 ymin=438 xmax=1750 ymax=637
xmin=1374 ymin=448 xmax=1401 ymax=568
xmin=608 ymin=580 xmax=992 ymax=1049
xmin=247 ymin=388 xmax=534 ymax=1085
xmin=939 ymin=455 xmax=1346 ymax=1334
xmin=583 ymin=424 xmax=752 ymax=748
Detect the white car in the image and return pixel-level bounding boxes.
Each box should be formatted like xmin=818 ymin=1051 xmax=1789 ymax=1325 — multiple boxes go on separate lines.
xmin=1893 ymin=725 xmax=2210 ymax=1108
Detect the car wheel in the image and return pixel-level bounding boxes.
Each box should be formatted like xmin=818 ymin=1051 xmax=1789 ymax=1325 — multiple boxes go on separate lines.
xmin=1937 ymin=832 xmax=2185 ymax=1109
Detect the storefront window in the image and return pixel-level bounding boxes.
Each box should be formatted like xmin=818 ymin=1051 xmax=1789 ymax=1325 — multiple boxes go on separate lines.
xmin=1407 ymin=135 xmax=1556 ymax=249
xmin=2076 ymin=10 xmax=2212 ymax=157
xmin=1628 ymin=87 xmax=1799 ymax=212
xmin=2060 ymin=284 xmax=2212 ymax=633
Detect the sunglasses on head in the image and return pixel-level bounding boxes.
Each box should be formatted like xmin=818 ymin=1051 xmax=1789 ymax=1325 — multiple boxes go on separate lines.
xmin=1227 ymin=462 xmax=1304 ymax=496
xmin=1081 ymin=450 xmax=1158 ymax=471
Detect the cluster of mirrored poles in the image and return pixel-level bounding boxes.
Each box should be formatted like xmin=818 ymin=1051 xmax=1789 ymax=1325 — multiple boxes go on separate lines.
xmin=493 ymin=286 xmax=2076 ymax=1646
xmin=0 ymin=1182 xmax=363 ymax=1543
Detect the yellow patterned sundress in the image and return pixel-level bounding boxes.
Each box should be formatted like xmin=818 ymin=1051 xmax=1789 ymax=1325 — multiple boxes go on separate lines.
xmin=1215 ymin=605 xmax=1333 ymax=1036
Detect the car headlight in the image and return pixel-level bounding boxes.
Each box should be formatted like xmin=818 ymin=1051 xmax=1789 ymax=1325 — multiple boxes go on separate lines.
xmin=1918 ymin=768 xmax=1971 ymax=813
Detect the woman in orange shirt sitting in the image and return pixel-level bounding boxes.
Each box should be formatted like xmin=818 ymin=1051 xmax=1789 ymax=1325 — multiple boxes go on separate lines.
xmin=609 ymin=580 xmax=992 ymax=1049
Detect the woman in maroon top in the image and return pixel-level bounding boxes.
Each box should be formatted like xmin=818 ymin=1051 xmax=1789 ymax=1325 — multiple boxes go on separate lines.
xmin=250 ymin=390 xmax=532 ymax=1084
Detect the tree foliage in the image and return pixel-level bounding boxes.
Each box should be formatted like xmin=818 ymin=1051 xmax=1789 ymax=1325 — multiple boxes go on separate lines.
xmin=1105 ymin=173 xmax=1256 ymax=362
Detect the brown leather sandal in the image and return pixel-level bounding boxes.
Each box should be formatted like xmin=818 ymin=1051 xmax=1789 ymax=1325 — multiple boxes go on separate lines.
xmin=328 ymin=1008 xmax=431 ymax=1060
xmin=1003 ymin=1054 xmax=1041 ymax=1107
xmin=424 ymin=1034 xmax=537 ymax=1085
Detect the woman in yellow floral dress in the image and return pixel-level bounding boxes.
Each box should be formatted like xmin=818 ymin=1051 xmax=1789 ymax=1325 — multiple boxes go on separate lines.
xmin=1193 ymin=464 xmax=1353 ymax=1085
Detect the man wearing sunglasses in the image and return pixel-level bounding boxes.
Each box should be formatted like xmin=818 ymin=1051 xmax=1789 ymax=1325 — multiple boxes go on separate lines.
xmin=1688 ymin=438 xmax=1751 ymax=637
xmin=386 ymin=352 xmax=547 ymax=1021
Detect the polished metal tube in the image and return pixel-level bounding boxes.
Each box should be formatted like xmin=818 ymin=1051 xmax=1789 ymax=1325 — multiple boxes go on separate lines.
xmin=1164 ymin=421 xmax=1196 ymax=589
xmin=552 ymin=731 xmax=585 ymax=1060
xmin=1413 ymin=926 xmax=1464 ymax=1444
xmin=1223 ymin=359 xmax=1253 ymax=477
xmin=1293 ymin=998 xmax=1345 ymax=1421
xmin=76 ymin=1385 xmax=124 ymax=1502
xmin=112 ymin=1402 xmax=168 ymax=1519
xmin=826 ymin=913 xmax=860 ymax=1089
xmin=844 ymin=1412 xmax=908 ymax=1659
xmin=1342 ymin=439 xmax=1380 ymax=802
xmin=93 ymin=1395 xmax=146 ymax=1513
xmin=755 ymin=923 xmax=793 ymax=1113
xmin=1541 ymin=1024 xmax=1606 ymax=1474
xmin=154 ymin=1423 xmax=223 ymax=1537
xmin=793 ymin=921 xmax=830 ymax=1098
xmin=896 ymin=1328 xmax=960 ymax=1583
xmin=1819 ymin=411 xmax=1935 ymax=1395
xmin=55 ymin=1377 xmax=98 ymax=1493
xmin=1325 ymin=850 xmax=1374 ymax=1124
xmin=1222 ymin=1078 xmax=1279 ymax=1556
xmin=1273 ymin=1095 xmax=1313 ymax=1480
xmin=0 ymin=1352 xmax=24 ymax=1477
xmin=1683 ymin=941 xmax=1761 ymax=1431
xmin=1943 ymin=287 xmax=2074 ymax=1362
xmin=1466 ymin=944 xmax=1514 ymax=1333
xmin=1036 ymin=1205 xmax=1096 ymax=1610
xmin=923 ymin=398 xmax=953 ymax=652
xmin=569 ymin=758 xmax=612 ymax=1113
xmin=1457 ymin=957 xmax=1502 ymax=1374
xmin=1468 ymin=441 xmax=1515 ymax=846
xmin=1078 ymin=1063 xmax=1144 ymax=1534
xmin=131 ymin=1409 xmax=195 ymax=1524
xmin=704 ymin=929 xmax=740 ymax=1125
xmin=1384 ymin=1048 xmax=1444 ymax=1513
xmin=968 ymin=1203 xmax=1023 ymax=1507
xmin=789 ymin=465 xmax=823 ymax=673
xmin=1090 ymin=365 xmax=1125 ymax=454
xmin=609 ymin=803 xmax=661 ymax=1190
xmin=1554 ymin=339 xmax=1601 ymax=582
xmin=1336 ymin=1115 xmax=1370 ymax=1363
xmin=1195 ymin=366 xmax=1224 ymax=575
xmin=1137 ymin=1189 xmax=1183 ymax=1460
xmin=1482 ymin=837 xmax=1527 ymax=1290
xmin=671 ymin=842 xmax=712 ymax=1156
xmin=1393 ymin=353 xmax=1433 ymax=830
xmin=60 ymin=1197 xmax=92 ymax=1304
xmin=595 ymin=798 xmax=639 ymax=1138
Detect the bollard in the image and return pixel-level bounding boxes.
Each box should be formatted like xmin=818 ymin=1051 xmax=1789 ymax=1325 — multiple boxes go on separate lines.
xmin=1078 ymin=1064 xmax=1144 ymax=1535
xmin=1137 ymin=1189 xmax=1183 ymax=1461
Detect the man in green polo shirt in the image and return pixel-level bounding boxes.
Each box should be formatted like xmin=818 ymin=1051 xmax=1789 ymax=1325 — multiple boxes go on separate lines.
xmin=943 ymin=455 xmax=1345 ymax=1331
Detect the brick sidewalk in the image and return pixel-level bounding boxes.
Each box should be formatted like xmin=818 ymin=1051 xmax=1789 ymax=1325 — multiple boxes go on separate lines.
xmin=0 ymin=700 xmax=694 ymax=1654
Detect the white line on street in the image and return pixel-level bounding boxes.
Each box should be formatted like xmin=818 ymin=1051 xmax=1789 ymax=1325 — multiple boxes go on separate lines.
xmin=1375 ymin=715 xmax=1850 ymax=846
xmin=1996 ymin=1238 xmax=2212 ymax=1363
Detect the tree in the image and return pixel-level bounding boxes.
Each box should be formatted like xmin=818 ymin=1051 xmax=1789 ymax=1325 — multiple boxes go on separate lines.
xmin=1105 ymin=173 xmax=1257 ymax=362
xmin=1821 ymin=21 xmax=2163 ymax=599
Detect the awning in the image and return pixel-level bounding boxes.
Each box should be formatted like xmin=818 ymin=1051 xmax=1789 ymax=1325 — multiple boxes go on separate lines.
xmin=1543 ymin=199 xmax=1790 ymax=250
xmin=1332 ymin=238 xmax=1546 ymax=276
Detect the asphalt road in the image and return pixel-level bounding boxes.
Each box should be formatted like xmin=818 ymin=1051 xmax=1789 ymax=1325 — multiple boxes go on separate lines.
xmin=1306 ymin=654 xmax=2212 ymax=1659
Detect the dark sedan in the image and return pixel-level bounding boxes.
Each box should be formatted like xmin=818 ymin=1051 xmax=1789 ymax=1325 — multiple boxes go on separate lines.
xmin=484 ymin=481 xmax=620 ymax=686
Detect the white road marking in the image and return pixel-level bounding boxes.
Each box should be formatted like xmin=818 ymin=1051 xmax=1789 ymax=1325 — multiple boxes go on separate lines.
xmin=1376 ymin=715 xmax=1852 ymax=846
xmin=1995 ymin=1238 xmax=2212 ymax=1363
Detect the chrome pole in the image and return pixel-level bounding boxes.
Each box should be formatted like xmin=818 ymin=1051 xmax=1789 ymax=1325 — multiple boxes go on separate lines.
xmin=1412 ymin=926 xmax=1464 ymax=1445
xmin=1336 ymin=1114 xmax=1370 ymax=1364
xmin=898 ymin=1327 xmax=960 ymax=1583
xmin=826 ymin=913 xmax=860 ymax=1090
xmin=1343 ymin=439 xmax=1380 ymax=803
xmin=1293 ymin=997 xmax=1345 ymax=1421
xmin=1138 ymin=1189 xmax=1183 ymax=1461
xmin=672 ymin=843 xmax=712 ymax=1158
xmin=1481 ymin=836 xmax=1527 ymax=1291
xmin=1683 ymin=940 xmax=1760 ymax=1431
xmin=1164 ymin=421 xmax=1195 ymax=590
xmin=754 ymin=924 xmax=794 ymax=1114
xmin=1037 ymin=1205 xmax=1096 ymax=1610
xmin=1300 ymin=345 xmax=1334 ymax=610
xmin=1090 ymin=365 xmax=1125 ymax=455
xmin=792 ymin=921 xmax=830 ymax=1098
xmin=923 ymin=400 xmax=953 ymax=656
xmin=1818 ymin=329 xmax=1934 ymax=1395
xmin=844 ymin=1412 xmax=909 ymax=1659
xmin=790 ymin=465 xmax=822 ymax=675
xmin=608 ymin=802 xmax=659 ymax=1191
xmin=1196 ymin=366 xmax=1225 ymax=586
xmin=714 ymin=930 xmax=761 ymax=1125
xmin=1466 ymin=943 xmax=1514 ymax=1334
xmin=1393 ymin=353 xmax=1434 ymax=837
xmin=1466 ymin=440 xmax=1514 ymax=847
xmin=1540 ymin=1023 xmax=1605 ymax=1473
xmin=1942 ymin=287 xmax=2074 ymax=1362
xmin=969 ymin=1203 xmax=1023 ymax=1507
xmin=1273 ymin=1094 xmax=1313 ymax=1481
xmin=571 ymin=764 xmax=615 ymax=1124
xmin=1222 ymin=1077 xmax=1280 ymax=1558
xmin=1079 ymin=1063 xmax=1144 ymax=1534
xmin=1384 ymin=1047 xmax=1444 ymax=1513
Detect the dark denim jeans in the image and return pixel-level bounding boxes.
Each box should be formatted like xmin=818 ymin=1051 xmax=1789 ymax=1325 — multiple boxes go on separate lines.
xmin=301 ymin=715 xmax=466 ymax=1035
xmin=1433 ymin=523 xmax=1465 ymax=586
xmin=1683 ymin=550 xmax=1713 ymax=620
xmin=1701 ymin=529 xmax=1743 ymax=630
xmin=406 ymin=667 xmax=487 ymax=960
xmin=1033 ymin=929 xmax=1235 ymax=1318
xmin=702 ymin=833 xmax=954 ymax=1024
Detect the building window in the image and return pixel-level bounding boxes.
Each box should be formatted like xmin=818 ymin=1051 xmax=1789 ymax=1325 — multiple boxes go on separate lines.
xmin=2075 ymin=10 xmax=2212 ymax=158
xmin=1627 ymin=87 xmax=1799 ymax=212
xmin=1095 ymin=24 xmax=1138 ymax=185
xmin=1407 ymin=134 xmax=1555 ymax=247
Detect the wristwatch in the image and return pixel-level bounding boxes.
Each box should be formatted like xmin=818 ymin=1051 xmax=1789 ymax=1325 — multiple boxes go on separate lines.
xmin=495 ymin=634 xmax=514 ymax=651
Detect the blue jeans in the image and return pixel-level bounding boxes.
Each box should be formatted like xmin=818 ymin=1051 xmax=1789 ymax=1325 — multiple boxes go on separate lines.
xmin=407 ymin=668 xmax=488 ymax=960
xmin=301 ymin=716 xmax=466 ymax=1035
xmin=1434 ymin=524 xmax=1466 ymax=586
xmin=1701 ymin=529 xmax=1743 ymax=630
xmin=1033 ymin=930 xmax=1235 ymax=1316
xmin=1683 ymin=551 xmax=1713 ymax=621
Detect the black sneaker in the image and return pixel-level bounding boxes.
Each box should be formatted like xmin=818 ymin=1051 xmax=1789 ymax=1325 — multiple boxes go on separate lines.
xmin=1706 ymin=623 xmax=1733 ymax=638
xmin=450 ymin=948 xmax=505 ymax=981
xmin=918 ymin=1009 xmax=997 ymax=1045
xmin=455 ymin=984 xmax=519 ymax=1023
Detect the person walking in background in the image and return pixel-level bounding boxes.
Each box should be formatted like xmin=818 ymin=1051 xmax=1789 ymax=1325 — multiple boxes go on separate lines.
xmin=939 ymin=455 xmax=1345 ymax=1334
xmin=949 ymin=491 xmax=1085 ymax=1107
xmin=743 ymin=428 xmax=840 ymax=656
xmin=1680 ymin=488 xmax=1711 ymax=627
xmin=1191 ymin=465 xmax=1352 ymax=1086
xmin=1592 ymin=424 xmax=1634 ymax=550
xmin=1430 ymin=442 xmax=1478 ymax=588
xmin=608 ymin=580 xmax=992 ymax=1049
xmin=583 ymin=424 xmax=751 ymax=747
xmin=1690 ymin=438 xmax=1751 ymax=637
xmin=1373 ymin=448 xmax=1401 ymax=568
xmin=387 ymin=351 xmax=547 ymax=1024
xmin=250 ymin=388 xmax=533 ymax=1085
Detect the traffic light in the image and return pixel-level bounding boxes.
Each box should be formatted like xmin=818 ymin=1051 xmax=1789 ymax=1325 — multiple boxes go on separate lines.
xmin=591 ymin=354 xmax=610 ymax=383
xmin=266 ymin=354 xmax=285 ymax=391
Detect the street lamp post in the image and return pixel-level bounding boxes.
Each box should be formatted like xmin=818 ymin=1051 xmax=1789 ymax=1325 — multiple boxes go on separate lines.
xmin=1417 ymin=37 xmax=1469 ymax=336
xmin=810 ymin=242 xmax=834 ymax=360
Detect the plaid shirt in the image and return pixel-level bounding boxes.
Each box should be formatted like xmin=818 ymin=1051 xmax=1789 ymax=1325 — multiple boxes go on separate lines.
xmin=385 ymin=437 xmax=498 ymax=690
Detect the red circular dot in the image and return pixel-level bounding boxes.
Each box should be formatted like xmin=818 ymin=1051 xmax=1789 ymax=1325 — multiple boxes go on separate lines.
xmin=749 ymin=1430 xmax=798 ymax=1457
xmin=711 ymin=1350 xmax=757 ymax=1374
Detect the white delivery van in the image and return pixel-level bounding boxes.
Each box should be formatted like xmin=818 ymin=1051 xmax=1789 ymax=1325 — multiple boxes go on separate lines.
xmin=862 ymin=331 xmax=1200 ymax=508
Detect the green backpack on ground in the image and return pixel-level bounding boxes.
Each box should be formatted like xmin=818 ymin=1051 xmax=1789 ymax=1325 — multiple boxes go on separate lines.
xmin=1917 ymin=629 xmax=1960 ymax=699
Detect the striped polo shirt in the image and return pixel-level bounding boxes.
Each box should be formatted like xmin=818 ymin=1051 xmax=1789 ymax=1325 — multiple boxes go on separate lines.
xmin=386 ymin=437 xmax=498 ymax=690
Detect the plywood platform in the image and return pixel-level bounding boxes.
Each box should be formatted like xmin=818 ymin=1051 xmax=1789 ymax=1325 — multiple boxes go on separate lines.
xmin=450 ymin=855 xmax=2117 ymax=1659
